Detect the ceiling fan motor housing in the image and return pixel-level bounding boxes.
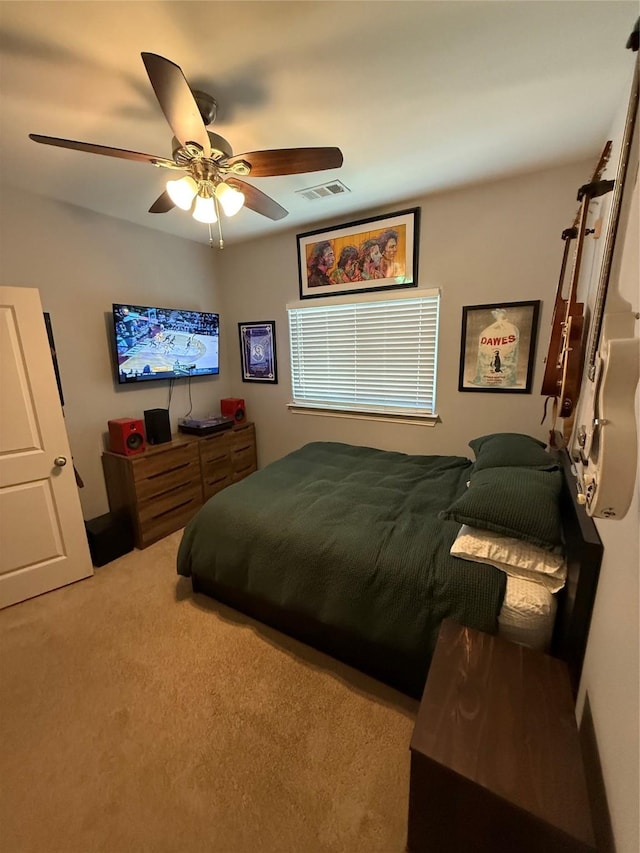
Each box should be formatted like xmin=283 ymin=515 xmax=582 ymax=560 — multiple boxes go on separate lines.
xmin=192 ymin=90 xmax=218 ymax=127
xmin=171 ymin=131 xmax=233 ymax=163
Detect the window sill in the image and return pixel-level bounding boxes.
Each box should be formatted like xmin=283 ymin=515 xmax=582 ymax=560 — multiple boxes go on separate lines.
xmin=287 ymin=404 xmax=440 ymax=427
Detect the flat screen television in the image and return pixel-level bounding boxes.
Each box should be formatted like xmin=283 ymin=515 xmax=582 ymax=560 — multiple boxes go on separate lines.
xmin=112 ymin=303 xmax=219 ymax=384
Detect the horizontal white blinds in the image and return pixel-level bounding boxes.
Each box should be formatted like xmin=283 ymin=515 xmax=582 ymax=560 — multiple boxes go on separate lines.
xmin=288 ymin=291 xmax=439 ymax=415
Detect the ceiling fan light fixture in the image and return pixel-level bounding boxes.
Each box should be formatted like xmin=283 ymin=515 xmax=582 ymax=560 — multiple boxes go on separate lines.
xmin=166 ymin=175 xmax=198 ymax=210
xmin=215 ymin=181 xmax=245 ymax=217
xmin=192 ymin=193 xmax=217 ymax=224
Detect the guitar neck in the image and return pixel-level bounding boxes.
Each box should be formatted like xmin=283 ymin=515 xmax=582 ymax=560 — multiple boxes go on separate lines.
xmin=585 ymin=56 xmax=639 ymax=382
xmin=563 ymin=175 xmax=616 ymax=316
xmin=540 ymin=141 xmax=612 ymax=402
xmin=556 ymin=177 xmax=615 ymax=419
xmin=565 ymin=193 xmax=591 ymax=310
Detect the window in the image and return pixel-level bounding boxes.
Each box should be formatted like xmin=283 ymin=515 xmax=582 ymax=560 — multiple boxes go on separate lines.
xmin=287 ymin=288 xmax=440 ymax=420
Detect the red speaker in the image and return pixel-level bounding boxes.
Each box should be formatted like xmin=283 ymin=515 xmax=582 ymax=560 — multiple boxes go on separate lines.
xmin=108 ymin=418 xmax=146 ymax=456
xmin=220 ymin=397 xmax=246 ymax=424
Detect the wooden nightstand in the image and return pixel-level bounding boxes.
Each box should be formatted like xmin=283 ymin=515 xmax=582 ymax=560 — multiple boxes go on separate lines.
xmin=407 ymin=620 xmax=596 ymax=853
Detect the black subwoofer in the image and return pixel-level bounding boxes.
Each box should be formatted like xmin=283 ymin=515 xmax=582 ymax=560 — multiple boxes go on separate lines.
xmin=84 ymin=512 xmax=134 ymax=567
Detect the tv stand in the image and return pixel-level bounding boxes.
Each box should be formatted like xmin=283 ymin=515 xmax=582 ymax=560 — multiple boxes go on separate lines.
xmin=102 ymin=422 xmax=257 ymax=548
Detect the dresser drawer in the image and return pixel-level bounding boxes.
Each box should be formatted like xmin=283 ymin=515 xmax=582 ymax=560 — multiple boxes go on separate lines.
xmin=231 ymin=447 xmax=257 ymax=480
xmin=138 ymin=480 xmax=202 ymax=526
xmin=230 ymin=423 xmax=255 ymax=452
xmin=230 ymin=423 xmax=256 ymax=481
xmin=131 ymin=441 xmax=199 ymax=482
xmin=202 ymin=450 xmax=233 ymax=499
xmin=138 ymin=486 xmax=202 ymax=547
xmin=203 ymin=472 xmax=233 ymax=500
xmin=198 ymin=431 xmax=231 ymax=464
xmin=134 ymin=458 xmax=201 ymax=502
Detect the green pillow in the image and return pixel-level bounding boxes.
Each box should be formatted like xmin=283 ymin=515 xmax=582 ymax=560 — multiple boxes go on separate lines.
xmin=439 ymin=467 xmax=563 ymax=553
xmin=469 ymin=432 xmax=558 ymax=472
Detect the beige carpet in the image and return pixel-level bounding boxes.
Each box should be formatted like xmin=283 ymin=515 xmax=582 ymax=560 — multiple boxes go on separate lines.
xmin=0 ymin=531 xmax=418 ymax=853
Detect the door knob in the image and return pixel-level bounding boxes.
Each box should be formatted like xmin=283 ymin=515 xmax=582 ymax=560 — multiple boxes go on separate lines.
xmin=54 ymin=456 xmax=67 ymax=467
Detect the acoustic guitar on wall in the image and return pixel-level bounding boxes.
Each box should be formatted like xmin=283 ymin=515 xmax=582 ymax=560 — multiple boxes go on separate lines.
xmin=541 ymin=143 xmax=613 ymax=446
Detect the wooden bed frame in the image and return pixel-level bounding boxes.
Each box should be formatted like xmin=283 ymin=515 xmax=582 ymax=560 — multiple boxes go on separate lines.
xmin=191 ymin=447 xmax=603 ymax=701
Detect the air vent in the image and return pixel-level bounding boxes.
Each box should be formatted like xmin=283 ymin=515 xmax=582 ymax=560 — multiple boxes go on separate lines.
xmin=296 ymin=180 xmax=351 ymax=201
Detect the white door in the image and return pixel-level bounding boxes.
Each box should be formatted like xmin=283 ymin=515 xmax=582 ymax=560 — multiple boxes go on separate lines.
xmin=0 ymin=286 xmax=93 ymax=608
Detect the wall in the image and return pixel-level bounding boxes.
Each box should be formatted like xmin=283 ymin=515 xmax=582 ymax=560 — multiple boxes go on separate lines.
xmin=0 ymin=188 xmax=230 ymax=518
xmin=575 ymin=60 xmax=639 ymax=853
xmin=217 ymin=159 xmax=592 ymax=467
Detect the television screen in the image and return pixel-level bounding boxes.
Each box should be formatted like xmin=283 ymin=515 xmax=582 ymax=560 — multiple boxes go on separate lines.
xmin=113 ymin=303 xmax=219 ymax=384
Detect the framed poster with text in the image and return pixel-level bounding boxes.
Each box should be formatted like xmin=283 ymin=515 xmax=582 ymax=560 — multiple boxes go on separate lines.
xmin=459 ymin=301 xmax=540 ymax=393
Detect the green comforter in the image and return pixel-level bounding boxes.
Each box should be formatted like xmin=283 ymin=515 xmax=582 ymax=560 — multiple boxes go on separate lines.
xmin=177 ymin=442 xmax=506 ymax=693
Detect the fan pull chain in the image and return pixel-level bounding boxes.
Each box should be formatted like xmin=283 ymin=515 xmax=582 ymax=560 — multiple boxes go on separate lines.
xmin=214 ymin=195 xmax=224 ymax=249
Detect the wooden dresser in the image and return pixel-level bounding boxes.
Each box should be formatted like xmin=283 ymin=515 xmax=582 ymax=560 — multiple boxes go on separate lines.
xmin=407 ymin=619 xmax=596 ymax=853
xmin=102 ymin=436 xmax=202 ymax=549
xmin=102 ymin=423 xmax=257 ymax=549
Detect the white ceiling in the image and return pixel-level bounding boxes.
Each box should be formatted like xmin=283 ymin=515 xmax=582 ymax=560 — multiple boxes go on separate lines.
xmin=0 ymin=1 xmax=636 ymax=247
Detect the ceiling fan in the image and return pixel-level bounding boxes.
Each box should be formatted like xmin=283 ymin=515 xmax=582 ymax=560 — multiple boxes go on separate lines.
xmin=29 ymin=52 xmax=344 ymax=246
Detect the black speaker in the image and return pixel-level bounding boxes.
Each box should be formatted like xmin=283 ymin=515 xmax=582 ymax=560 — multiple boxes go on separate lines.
xmin=144 ymin=408 xmax=172 ymax=445
xmin=84 ymin=512 xmax=134 ymax=567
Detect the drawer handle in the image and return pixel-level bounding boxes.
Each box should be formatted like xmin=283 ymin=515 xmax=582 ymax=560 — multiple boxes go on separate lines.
xmin=148 ymin=462 xmax=191 ymax=480
xmin=206 ymin=454 xmax=228 ymax=464
xmin=150 ymin=497 xmax=195 ymax=521
xmin=148 ymin=480 xmax=197 ymax=500
xmin=234 ymin=444 xmax=251 ymax=453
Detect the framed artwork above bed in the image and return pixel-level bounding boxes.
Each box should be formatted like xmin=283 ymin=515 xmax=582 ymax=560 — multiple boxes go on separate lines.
xmin=458 ymin=300 xmax=540 ymax=393
xmin=296 ymin=207 xmax=420 ymax=299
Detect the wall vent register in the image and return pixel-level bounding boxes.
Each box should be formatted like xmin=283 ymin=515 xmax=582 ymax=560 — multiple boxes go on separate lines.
xmin=296 ymin=180 xmax=351 ymax=201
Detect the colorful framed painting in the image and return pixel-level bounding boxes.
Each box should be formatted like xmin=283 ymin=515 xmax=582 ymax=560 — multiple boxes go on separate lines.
xmin=296 ymin=207 xmax=420 ymax=299
xmin=458 ymin=300 xmax=540 ymax=393
xmin=238 ymin=321 xmax=278 ymax=383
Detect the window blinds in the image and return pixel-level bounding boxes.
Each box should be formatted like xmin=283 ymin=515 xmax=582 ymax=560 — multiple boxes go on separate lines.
xmin=288 ymin=289 xmax=439 ymax=416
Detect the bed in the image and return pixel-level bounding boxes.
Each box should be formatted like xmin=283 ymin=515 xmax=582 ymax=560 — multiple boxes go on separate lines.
xmin=177 ymin=433 xmax=602 ymax=699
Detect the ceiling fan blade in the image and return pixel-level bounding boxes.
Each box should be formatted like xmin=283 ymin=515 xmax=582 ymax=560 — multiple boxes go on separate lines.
xmin=141 ymin=52 xmax=211 ymax=157
xmin=227 ymin=178 xmax=288 ymax=221
xmin=149 ymin=191 xmax=175 ymax=214
xmin=28 ymin=134 xmax=175 ymax=167
xmin=225 ymin=147 xmax=343 ymax=177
